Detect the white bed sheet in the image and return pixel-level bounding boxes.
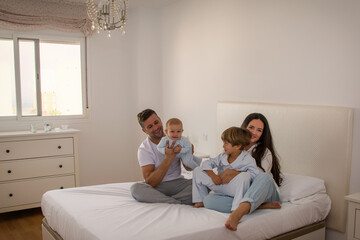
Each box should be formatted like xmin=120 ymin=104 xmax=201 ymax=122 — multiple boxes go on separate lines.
xmin=41 ymin=182 xmax=330 ymax=240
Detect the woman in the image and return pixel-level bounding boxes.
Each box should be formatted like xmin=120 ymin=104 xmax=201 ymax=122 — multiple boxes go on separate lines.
xmin=203 ymin=113 xmax=282 ymax=231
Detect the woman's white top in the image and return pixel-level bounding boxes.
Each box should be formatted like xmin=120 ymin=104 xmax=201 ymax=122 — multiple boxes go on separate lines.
xmin=248 ymin=144 xmax=280 ymax=192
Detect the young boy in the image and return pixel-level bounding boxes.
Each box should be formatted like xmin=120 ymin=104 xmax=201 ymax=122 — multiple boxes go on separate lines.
xmin=192 ymin=127 xmax=259 ymax=210
xmin=157 ymin=118 xmax=202 ymax=170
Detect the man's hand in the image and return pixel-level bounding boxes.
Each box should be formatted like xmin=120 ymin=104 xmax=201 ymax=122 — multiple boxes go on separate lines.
xmin=143 ymin=141 xmax=179 ymax=188
xmin=181 ymin=159 xmax=192 ymax=171
xmin=219 ymin=169 xmax=240 ymax=184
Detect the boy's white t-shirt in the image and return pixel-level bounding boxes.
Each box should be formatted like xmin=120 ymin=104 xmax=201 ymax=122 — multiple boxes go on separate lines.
xmin=137 ymin=137 xmax=183 ymax=182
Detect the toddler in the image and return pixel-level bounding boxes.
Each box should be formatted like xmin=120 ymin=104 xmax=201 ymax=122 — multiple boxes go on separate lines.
xmin=157 ymin=118 xmax=202 ymax=170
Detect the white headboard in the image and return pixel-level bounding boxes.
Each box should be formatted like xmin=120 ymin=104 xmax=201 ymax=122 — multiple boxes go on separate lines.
xmin=217 ymin=101 xmax=353 ymax=232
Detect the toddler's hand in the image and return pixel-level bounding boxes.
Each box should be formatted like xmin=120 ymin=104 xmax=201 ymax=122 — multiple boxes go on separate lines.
xmin=174 ymin=144 xmax=182 ymax=154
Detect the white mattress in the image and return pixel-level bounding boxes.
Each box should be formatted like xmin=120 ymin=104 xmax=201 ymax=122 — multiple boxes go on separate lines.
xmin=41 ymin=182 xmax=330 ymax=240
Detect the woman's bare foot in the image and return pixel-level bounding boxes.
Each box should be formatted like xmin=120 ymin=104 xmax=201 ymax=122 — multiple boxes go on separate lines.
xmin=225 ymin=202 xmax=250 ymax=231
xmin=193 ymin=202 xmax=204 ymax=208
xmin=225 ymin=214 xmax=240 ymax=231
xmin=257 ymin=201 xmax=281 ymax=210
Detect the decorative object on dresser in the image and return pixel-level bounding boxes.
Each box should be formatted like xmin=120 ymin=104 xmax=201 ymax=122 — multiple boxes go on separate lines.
xmin=0 ymin=129 xmax=79 ymax=213
xmin=344 ymin=193 xmax=360 ymax=240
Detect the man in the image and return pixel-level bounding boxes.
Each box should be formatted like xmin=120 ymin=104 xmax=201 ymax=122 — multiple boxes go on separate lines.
xmin=130 ymin=109 xmax=193 ymax=205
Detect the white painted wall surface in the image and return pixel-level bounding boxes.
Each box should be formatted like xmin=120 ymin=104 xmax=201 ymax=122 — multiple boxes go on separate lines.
xmin=71 ymin=7 xmax=164 ymax=184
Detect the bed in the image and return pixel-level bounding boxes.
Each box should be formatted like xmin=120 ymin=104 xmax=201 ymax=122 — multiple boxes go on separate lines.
xmin=41 ymin=102 xmax=353 ymax=240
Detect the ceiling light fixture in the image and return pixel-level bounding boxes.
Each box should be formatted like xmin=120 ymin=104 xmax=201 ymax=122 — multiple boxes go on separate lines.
xmin=86 ymin=0 xmax=128 ymax=37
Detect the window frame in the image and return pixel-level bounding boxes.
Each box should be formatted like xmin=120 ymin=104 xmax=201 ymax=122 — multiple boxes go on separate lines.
xmin=0 ymin=30 xmax=88 ymax=122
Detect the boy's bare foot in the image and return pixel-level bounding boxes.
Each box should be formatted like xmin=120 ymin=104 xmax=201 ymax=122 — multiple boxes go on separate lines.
xmin=257 ymin=201 xmax=281 ymax=210
xmin=193 ymin=202 xmax=204 ymax=208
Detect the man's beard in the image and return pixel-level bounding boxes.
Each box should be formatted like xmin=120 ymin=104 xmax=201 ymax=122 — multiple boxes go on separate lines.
xmin=150 ymin=127 xmax=164 ymax=140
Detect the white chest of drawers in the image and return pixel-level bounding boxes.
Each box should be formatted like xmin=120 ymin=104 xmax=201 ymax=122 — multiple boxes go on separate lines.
xmin=0 ymin=129 xmax=79 ymax=213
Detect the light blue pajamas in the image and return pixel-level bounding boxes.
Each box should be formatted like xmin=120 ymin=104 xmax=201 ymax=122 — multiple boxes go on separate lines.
xmin=203 ymin=145 xmax=281 ymax=213
xmin=203 ymin=172 xmax=280 ymax=213
xmin=192 ymin=150 xmax=259 ymax=211
xmin=157 ymin=135 xmax=202 ymax=170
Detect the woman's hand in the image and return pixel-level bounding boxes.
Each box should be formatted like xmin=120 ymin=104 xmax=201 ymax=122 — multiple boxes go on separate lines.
xmin=219 ymin=169 xmax=240 ymax=184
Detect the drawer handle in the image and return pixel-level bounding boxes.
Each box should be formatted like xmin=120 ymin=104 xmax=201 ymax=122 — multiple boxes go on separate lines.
xmin=58 ymin=146 xmax=62 ymax=149
xmin=6 ymin=149 xmax=10 ymax=153
xmin=59 ymin=164 xmax=63 ymax=168
xmin=9 ymin=193 xmax=13 ymax=197
xmin=7 ymin=170 xmax=12 ymax=174
xmin=60 ymin=186 xmax=64 ymax=189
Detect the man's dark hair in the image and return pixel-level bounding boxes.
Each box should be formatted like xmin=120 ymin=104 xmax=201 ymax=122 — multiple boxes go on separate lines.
xmin=137 ymin=109 xmax=157 ymax=128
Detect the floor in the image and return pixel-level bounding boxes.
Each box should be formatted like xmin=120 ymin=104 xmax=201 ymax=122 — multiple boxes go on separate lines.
xmin=0 ymin=208 xmax=43 ymax=240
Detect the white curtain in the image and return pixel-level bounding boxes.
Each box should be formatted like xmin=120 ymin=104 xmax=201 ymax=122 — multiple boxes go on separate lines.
xmin=0 ymin=0 xmax=93 ymax=36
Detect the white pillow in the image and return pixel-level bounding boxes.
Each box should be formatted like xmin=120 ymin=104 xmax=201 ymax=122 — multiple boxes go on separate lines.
xmin=279 ymin=173 xmax=326 ymax=202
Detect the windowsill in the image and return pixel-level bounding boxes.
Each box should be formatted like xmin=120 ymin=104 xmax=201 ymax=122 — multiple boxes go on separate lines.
xmin=0 ymin=111 xmax=91 ymax=133
xmin=0 ymin=128 xmax=80 ymax=137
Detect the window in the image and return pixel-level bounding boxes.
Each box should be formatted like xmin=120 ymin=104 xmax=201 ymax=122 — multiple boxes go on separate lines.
xmin=0 ymin=38 xmax=16 ymax=117
xmin=0 ymin=32 xmax=87 ymax=119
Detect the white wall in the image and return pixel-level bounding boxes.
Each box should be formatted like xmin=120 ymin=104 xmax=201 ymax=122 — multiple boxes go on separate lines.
xmin=130 ymin=7 xmax=163 ymax=179
xmin=74 ymin=6 xmax=163 ymax=185
xmin=159 ymin=0 xmax=360 ymax=239
xmin=75 ymin=28 xmax=138 ymax=185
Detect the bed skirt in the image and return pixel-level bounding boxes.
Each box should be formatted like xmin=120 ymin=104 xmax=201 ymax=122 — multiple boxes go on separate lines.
xmin=42 ymin=218 xmax=326 ymax=240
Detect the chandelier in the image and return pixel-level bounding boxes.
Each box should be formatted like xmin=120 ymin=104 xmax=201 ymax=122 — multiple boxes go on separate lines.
xmin=86 ymin=0 xmax=128 ymax=37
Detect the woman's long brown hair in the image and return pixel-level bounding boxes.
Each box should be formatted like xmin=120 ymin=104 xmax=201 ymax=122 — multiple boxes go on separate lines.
xmin=241 ymin=113 xmax=283 ymax=186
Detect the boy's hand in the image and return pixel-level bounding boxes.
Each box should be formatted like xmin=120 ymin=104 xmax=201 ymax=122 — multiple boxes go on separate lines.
xmin=205 ymin=170 xmax=222 ymax=185
xmin=211 ymin=175 xmax=222 ymax=185
xmin=219 ymin=169 xmax=240 ymax=184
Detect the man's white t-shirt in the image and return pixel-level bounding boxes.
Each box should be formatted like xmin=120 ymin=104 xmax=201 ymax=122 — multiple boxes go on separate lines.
xmin=137 ymin=137 xmax=183 ymax=182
